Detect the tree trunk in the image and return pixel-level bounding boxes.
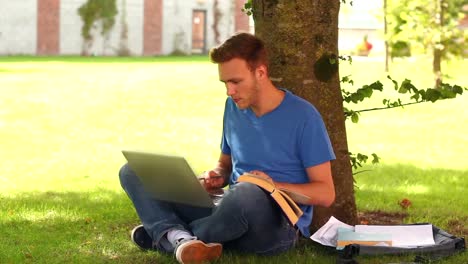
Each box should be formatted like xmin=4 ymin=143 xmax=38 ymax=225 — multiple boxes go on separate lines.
xmin=384 ymin=0 xmax=389 ymax=72
xmin=433 ymin=0 xmax=445 ymax=88
xmin=433 ymin=48 xmax=442 ymax=88
xmin=252 ymin=0 xmax=358 ymax=230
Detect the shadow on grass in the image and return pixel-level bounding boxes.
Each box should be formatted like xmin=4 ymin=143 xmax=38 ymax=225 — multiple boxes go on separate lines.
xmin=2 ymin=164 xmax=467 ymax=263
xmin=0 ymin=190 xmax=338 ymax=263
xmin=0 ymin=190 xmax=339 ymax=263
xmin=0 ymin=189 xmax=175 ymax=263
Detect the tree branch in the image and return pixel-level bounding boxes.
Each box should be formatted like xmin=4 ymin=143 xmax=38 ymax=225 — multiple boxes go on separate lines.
xmin=354 ymin=101 xmax=423 ymax=114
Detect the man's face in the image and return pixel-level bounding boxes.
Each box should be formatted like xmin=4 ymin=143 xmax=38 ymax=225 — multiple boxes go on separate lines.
xmin=218 ymin=58 xmax=258 ymax=110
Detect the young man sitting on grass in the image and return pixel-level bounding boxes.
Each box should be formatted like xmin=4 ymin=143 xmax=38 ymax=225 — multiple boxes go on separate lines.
xmin=119 ymin=32 xmax=336 ymax=263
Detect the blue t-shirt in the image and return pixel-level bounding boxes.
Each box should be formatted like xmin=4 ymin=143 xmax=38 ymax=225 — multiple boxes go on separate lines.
xmin=221 ymin=89 xmax=336 ymax=237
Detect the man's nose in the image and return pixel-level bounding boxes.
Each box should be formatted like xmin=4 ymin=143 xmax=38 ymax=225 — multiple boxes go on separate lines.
xmin=226 ymin=85 xmax=236 ymax=96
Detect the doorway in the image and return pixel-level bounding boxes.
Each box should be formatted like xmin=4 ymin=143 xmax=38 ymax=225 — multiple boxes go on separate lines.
xmin=192 ymin=10 xmax=206 ymax=54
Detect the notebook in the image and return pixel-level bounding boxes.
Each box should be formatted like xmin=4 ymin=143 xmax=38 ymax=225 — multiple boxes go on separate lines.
xmin=122 ymin=150 xmax=222 ymax=208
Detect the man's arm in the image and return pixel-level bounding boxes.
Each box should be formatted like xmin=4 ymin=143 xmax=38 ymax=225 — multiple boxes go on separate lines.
xmin=255 ymin=161 xmax=335 ymax=207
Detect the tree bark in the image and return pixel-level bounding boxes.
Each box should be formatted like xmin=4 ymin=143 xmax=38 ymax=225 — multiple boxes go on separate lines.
xmin=252 ymin=0 xmax=358 ymax=230
xmin=433 ymin=0 xmax=444 ymax=88
xmin=384 ymin=0 xmax=389 ymax=72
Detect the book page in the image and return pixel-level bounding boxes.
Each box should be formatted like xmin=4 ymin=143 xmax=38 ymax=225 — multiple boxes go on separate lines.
xmin=355 ymin=224 xmax=435 ymax=247
xmin=279 ymin=188 xmax=310 ymax=204
xmin=310 ymin=216 xmax=354 ymax=247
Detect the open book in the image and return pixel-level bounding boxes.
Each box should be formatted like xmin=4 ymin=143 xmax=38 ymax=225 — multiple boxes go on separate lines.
xmin=237 ymin=173 xmax=309 ymax=225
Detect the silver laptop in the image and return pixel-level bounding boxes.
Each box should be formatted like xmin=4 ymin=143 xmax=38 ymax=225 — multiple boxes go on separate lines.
xmin=122 ymin=150 xmax=221 ymax=208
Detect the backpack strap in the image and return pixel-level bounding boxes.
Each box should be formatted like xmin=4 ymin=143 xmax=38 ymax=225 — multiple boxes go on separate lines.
xmin=336 ymin=244 xmax=360 ymax=264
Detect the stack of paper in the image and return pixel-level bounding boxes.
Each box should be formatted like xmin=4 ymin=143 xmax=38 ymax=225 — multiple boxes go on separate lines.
xmin=310 ymin=216 xmax=353 ymax=247
xmin=355 ymin=224 xmax=435 ymax=248
xmin=311 ymin=217 xmax=436 ymax=249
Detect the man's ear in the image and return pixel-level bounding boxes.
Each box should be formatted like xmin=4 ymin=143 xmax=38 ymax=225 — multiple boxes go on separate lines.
xmin=255 ymin=64 xmax=268 ymax=80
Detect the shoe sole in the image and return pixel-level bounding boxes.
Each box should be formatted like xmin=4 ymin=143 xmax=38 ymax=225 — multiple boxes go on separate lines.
xmin=176 ymin=241 xmax=222 ymax=264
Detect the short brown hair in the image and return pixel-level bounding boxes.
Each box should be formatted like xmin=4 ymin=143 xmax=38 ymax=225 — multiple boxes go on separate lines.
xmin=209 ymin=32 xmax=268 ymax=72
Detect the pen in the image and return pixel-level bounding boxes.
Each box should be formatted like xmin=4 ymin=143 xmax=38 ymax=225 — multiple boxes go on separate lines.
xmin=198 ymin=175 xmax=224 ymax=181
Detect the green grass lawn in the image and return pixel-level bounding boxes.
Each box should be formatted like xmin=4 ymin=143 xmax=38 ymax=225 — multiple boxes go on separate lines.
xmin=0 ymin=56 xmax=466 ymax=263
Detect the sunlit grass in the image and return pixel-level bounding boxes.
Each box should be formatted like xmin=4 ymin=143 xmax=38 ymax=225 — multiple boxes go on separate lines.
xmin=0 ymin=56 xmax=466 ymax=263
xmin=355 ymin=164 xmax=468 ymax=215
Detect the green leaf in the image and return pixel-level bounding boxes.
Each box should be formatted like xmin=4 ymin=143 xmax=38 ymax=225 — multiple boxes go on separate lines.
xmin=425 ymin=88 xmax=441 ymax=102
xmin=399 ymin=79 xmax=417 ymax=94
xmin=371 ymin=153 xmax=380 ymax=164
xmin=410 ymin=93 xmax=420 ymax=101
xmin=387 ymin=75 xmax=399 ymax=90
xmin=357 ymin=153 xmax=368 ymax=163
xmin=343 ymin=109 xmax=352 ymax=117
xmin=398 ymin=85 xmax=408 ymax=93
xmin=440 ymin=89 xmax=456 ymax=99
xmin=338 ymin=55 xmax=353 ymax=64
xmin=359 ymin=87 xmax=373 ymax=97
xmin=368 ymin=81 xmax=384 ymax=92
xmin=351 ymin=112 xmax=359 ymax=123
xmin=452 ymin=85 xmax=463 ymax=94
xmin=350 ymin=93 xmax=362 ymax=103
xmin=341 ymin=75 xmax=350 ymax=83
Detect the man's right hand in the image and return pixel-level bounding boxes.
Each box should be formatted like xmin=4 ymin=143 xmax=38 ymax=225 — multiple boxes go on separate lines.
xmin=199 ymin=170 xmax=225 ymax=190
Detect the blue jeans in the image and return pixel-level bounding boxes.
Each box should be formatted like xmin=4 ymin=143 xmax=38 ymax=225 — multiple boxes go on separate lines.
xmin=119 ymin=163 xmax=298 ymax=255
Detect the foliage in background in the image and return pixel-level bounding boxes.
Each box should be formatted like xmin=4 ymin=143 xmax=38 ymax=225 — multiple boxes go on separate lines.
xmin=117 ymin=0 xmax=131 ymax=56
xmin=388 ymin=0 xmax=466 ymax=57
xmin=341 ymin=75 xmax=466 ymax=123
xmin=242 ymin=1 xmax=467 ymax=171
xmin=78 ymin=0 xmax=118 ymax=56
xmin=340 ymin=62 xmax=466 ymax=169
xmin=387 ymin=0 xmax=468 ymax=85
xmin=241 ymin=0 xmax=253 ymax=16
xmin=212 ymin=0 xmax=222 ymax=45
xmin=341 ymin=0 xmax=468 ymax=168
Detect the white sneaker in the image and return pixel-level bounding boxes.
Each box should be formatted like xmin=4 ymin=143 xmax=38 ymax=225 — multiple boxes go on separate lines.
xmin=175 ymin=238 xmax=222 ymax=264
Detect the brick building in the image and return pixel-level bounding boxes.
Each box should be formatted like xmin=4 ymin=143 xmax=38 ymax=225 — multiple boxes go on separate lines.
xmin=0 ymin=0 xmax=250 ymax=55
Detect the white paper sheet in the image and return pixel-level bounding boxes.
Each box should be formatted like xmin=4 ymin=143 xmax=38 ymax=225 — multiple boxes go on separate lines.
xmin=355 ymin=224 xmax=435 ymax=247
xmin=310 ymin=216 xmax=354 ymax=247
